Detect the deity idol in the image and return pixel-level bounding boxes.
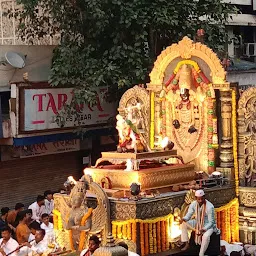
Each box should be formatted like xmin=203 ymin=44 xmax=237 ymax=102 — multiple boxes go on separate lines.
xmin=165 ymin=64 xmax=207 ymax=163
xmin=116 ymin=114 xmax=145 ymax=153
xmin=66 ymin=182 xmax=92 ymax=250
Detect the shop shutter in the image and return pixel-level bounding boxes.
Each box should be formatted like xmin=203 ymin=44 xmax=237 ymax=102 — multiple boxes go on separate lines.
xmin=0 ymin=151 xmax=82 ymax=209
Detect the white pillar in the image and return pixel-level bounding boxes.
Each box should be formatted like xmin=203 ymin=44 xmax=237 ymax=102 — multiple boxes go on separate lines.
xmin=228 ymin=27 xmax=235 ymax=58
xmin=253 ymin=0 xmax=256 ymax=11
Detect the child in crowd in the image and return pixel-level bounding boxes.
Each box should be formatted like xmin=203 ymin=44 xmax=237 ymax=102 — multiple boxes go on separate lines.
xmin=40 ymin=213 xmax=54 ymax=242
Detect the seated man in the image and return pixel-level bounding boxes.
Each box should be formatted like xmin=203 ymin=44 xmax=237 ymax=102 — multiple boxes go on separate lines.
xmin=40 ymin=213 xmax=53 ymax=235
xmin=16 ymin=211 xmax=30 ymax=245
xmin=0 ymin=226 xmax=19 ymax=256
xmin=80 ymin=235 xmax=100 ymax=256
xmin=18 ymin=229 xmax=48 ymax=256
xmin=28 ymin=221 xmax=41 ymax=242
xmin=28 ymin=196 xmax=45 ymax=223
xmin=180 ymin=189 xmax=218 ymax=256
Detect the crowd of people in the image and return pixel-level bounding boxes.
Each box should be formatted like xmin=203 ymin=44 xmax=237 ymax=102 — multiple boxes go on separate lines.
xmin=0 ymin=190 xmax=55 ymax=256
xmin=0 ymin=190 xmax=140 ymax=256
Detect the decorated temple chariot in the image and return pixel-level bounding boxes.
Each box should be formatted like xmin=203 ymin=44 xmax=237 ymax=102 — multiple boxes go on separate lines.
xmin=53 ymin=37 xmax=241 ymax=256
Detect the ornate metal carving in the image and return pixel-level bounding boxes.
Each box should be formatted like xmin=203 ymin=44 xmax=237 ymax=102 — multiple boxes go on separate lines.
xmin=110 ymin=186 xmax=235 ymax=220
xmin=239 ymin=187 xmax=256 ymax=207
xmin=238 ymin=87 xmax=256 ymax=186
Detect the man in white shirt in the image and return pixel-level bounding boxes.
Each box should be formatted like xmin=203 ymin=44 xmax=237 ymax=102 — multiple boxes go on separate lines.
xmin=43 ymin=191 xmax=54 ymax=220
xmin=28 ymin=196 xmax=45 ymax=223
xmin=180 ymin=189 xmax=218 ymax=256
xmin=40 ymin=214 xmax=54 ymax=242
xmin=19 ymin=229 xmax=48 ymax=256
xmin=28 ymin=222 xmax=41 ymax=243
xmin=0 ymin=227 xmax=19 ymax=256
xmin=117 ymin=242 xmax=140 ymax=256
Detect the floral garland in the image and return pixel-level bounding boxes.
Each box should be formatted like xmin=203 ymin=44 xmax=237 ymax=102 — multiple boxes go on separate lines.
xmin=112 ymin=198 xmax=239 ymax=255
xmin=207 ymin=90 xmax=215 ymax=173
xmin=174 ymin=60 xmax=200 ymax=74
xmin=112 ymin=212 xmax=173 ymax=256
xmin=78 ymin=208 xmax=93 ymax=251
xmin=232 ymin=89 xmax=239 ymax=196
xmin=53 ymin=209 xmax=63 ymax=230
xmin=69 ymin=230 xmax=75 ymax=251
xmin=215 ymin=198 xmax=239 ymax=243
xmin=53 ymin=208 xmax=93 ymax=251
xmin=165 ymin=60 xmax=210 ymax=90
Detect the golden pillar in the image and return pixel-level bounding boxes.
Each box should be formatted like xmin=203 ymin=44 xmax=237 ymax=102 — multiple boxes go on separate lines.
xmin=147 ymin=83 xmax=162 ymax=149
xmin=219 ymin=90 xmax=234 ymax=168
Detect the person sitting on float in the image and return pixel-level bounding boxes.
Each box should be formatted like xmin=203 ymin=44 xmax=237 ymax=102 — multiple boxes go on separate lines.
xmin=179 ymin=189 xmax=219 ymax=256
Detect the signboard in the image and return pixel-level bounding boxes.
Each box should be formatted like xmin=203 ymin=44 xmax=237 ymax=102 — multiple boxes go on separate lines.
xmin=1 ymin=139 xmax=80 ymax=160
xmin=20 ymin=87 xmax=116 ymax=132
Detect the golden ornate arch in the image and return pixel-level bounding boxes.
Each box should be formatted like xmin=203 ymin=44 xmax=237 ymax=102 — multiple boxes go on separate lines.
xmin=149 ymin=36 xmax=227 ymax=86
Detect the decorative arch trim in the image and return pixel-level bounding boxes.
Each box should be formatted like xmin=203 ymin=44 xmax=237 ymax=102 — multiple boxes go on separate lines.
xmin=149 ymin=36 xmax=226 ymax=86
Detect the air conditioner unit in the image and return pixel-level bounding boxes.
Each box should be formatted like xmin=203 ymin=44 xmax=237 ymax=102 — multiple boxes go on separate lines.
xmin=244 ymin=43 xmax=256 ymax=57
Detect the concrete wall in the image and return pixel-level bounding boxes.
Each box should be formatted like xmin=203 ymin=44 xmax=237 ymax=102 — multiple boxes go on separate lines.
xmin=0 ymin=45 xmax=55 ymax=89
xmin=227 ymin=70 xmax=256 ymax=87
xmin=0 ymin=0 xmax=58 ymax=90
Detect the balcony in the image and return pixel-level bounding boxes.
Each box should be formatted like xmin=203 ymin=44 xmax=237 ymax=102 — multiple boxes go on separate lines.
xmin=222 ymin=0 xmax=251 ymax=4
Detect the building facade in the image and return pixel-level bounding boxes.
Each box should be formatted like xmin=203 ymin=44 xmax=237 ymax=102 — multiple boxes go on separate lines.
xmin=0 ymin=0 xmax=117 ymax=208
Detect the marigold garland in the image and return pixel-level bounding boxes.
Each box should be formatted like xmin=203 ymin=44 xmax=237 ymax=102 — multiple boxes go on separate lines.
xmin=78 ymin=231 xmax=86 ymax=251
xmin=52 ymin=209 xmax=63 ymax=230
xmin=69 ymin=230 xmax=75 ymax=251
xmin=174 ymin=60 xmax=200 ymax=74
xmin=112 ymin=224 xmax=117 ymax=239
xmin=132 ymin=222 xmax=136 ymax=242
xmin=78 ymin=208 xmax=93 ymax=251
xmin=123 ymin=224 xmax=127 ymax=240
xmin=153 ymin=223 xmax=157 ymax=253
xmin=128 ymin=222 xmax=132 ymax=240
xmin=166 ymin=219 xmax=170 ymax=249
xmin=161 ymin=221 xmax=166 ymax=251
xmin=111 ymin=198 xmax=239 ymax=254
xmin=215 ymin=198 xmax=239 ymax=243
xmin=156 ymin=221 xmax=161 ymax=253
xmin=140 ymin=223 xmax=145 ymax=256
xmin=144 ymin=223 xmax=149 ymax=255
xmin=149 ymin=223 xmax=153 ymax=254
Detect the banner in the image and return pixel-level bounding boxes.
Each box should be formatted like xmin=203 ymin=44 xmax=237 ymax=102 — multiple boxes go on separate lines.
xmin=20 ymin=87 xmax=116 ymax=132
xmin=1 ymin=139 xmax=80 ymax=160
